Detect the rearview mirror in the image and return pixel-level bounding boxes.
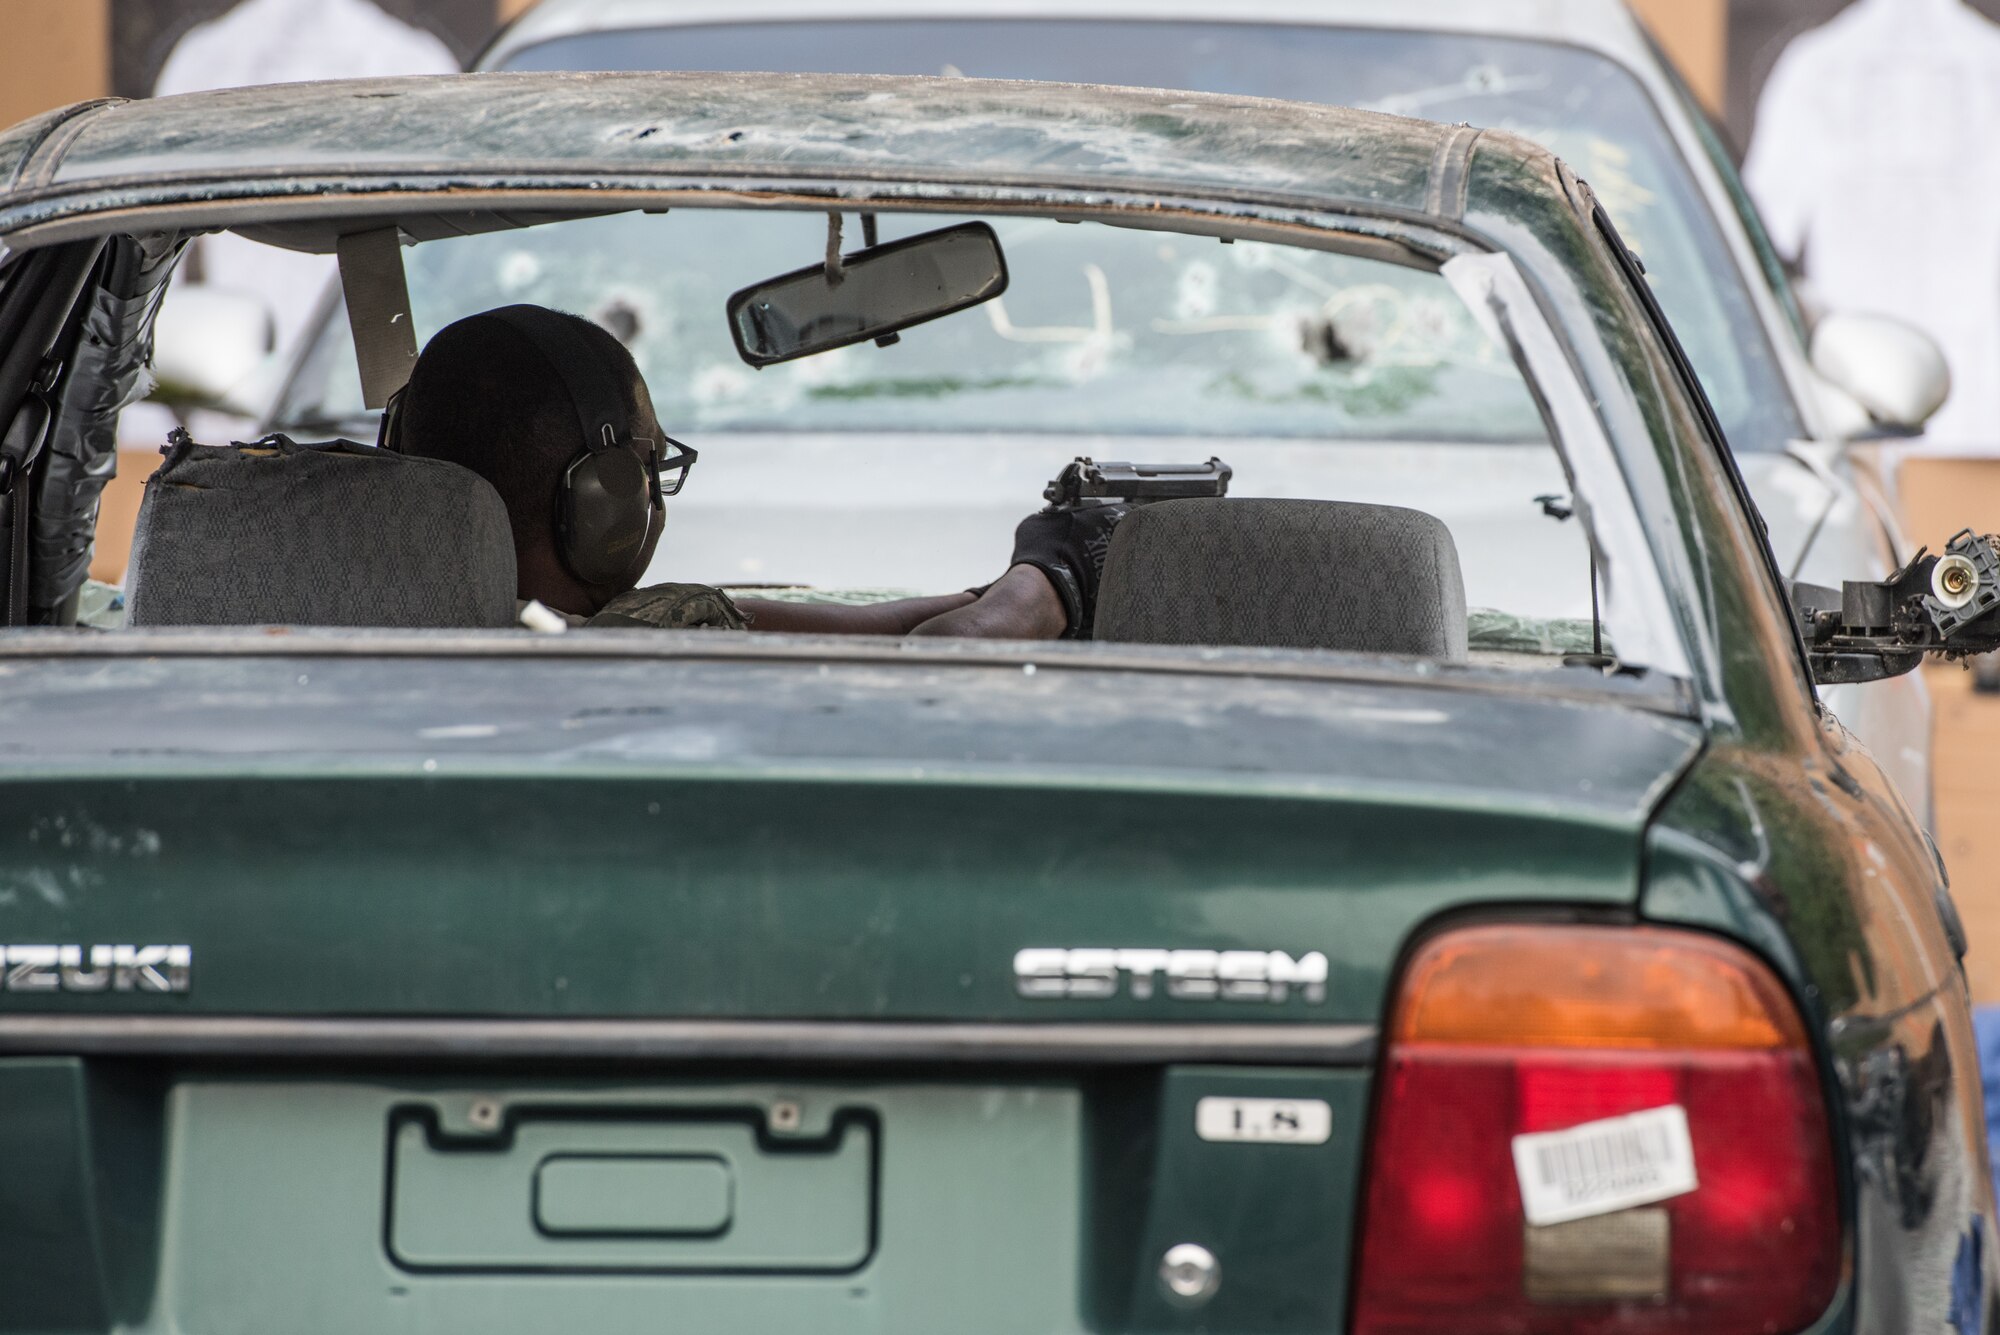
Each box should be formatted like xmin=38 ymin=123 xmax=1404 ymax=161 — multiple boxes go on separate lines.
xmin=1811 ymin=312 xmax=1950 ymax=435
xmin=727 ymin=221 xmax=1007 ymax=367
xmin=150 ymin=282 xmax=275 ymax=411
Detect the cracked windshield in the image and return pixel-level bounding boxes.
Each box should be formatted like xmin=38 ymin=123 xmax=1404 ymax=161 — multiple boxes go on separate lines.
xmin=501 ymin=20 xmax=1800 ymax=452
xmin=289 ymin=214 xmax=1540 ymax=441
xmin=279 ymin=212 xmax=1594 ymax=631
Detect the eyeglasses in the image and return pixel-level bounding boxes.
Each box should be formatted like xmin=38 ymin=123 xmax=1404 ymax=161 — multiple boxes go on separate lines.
xmin=641 ymin=433 xmax=699 ymax=501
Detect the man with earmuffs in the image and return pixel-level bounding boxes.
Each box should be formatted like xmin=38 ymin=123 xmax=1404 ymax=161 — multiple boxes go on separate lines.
xmin=387 ymin=305 xmax=1125 ymax=639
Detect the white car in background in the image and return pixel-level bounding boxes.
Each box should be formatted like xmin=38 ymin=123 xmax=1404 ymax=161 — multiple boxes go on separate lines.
xmin=248 ymin=0 xmax=1951 ymax=820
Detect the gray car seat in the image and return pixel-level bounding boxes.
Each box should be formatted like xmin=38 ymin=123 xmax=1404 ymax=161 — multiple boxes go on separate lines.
xmin=1093 ymin=497 xmax=1468 ymax=660
xmin=124 ymin=435 xmax=516 ymax=628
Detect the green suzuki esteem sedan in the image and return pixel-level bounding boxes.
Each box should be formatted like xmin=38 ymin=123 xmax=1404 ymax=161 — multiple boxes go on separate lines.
xmin=0 ymin=71 xmax=1991 ymax=1334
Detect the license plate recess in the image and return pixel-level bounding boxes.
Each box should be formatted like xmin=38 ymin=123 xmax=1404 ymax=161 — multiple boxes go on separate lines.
xmin=388 ymin=1105 xmax=876 ymax=1273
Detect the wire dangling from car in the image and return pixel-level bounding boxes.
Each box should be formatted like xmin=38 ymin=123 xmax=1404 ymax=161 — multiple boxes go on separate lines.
xmin=1536 ymin=493 xmax=1606 ymax=664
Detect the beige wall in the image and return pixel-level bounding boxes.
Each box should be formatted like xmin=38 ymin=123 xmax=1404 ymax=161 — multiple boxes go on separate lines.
xmin=1897 ymin=456 xmax=2000 ymax=1003
xmin=0 ymin=0 xmax=110 ymax=128
xmin=1631 ymin=0 xmax=1729 ymax=114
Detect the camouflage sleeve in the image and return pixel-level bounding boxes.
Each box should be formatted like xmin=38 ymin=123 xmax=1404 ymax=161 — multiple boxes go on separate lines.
xmin=584 ymin=583 xmax=748 ymax=631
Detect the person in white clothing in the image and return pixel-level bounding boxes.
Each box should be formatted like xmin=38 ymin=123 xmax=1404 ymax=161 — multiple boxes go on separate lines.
xmin=1745 ymin=0 xmax=2000 ymax=449
xmin=153 ymin=0 xmax=457 ymax=360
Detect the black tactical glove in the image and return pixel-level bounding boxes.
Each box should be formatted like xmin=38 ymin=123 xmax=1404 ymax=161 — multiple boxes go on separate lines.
xmin=1008 ymin=502 xmax=1134 ymax=639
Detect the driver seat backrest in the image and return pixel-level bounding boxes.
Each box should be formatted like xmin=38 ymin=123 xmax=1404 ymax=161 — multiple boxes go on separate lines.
xmin=125 ymin=435 xmax=517 ymax=628
xmin=1093 ymin=497 xmax=1468 ymax=660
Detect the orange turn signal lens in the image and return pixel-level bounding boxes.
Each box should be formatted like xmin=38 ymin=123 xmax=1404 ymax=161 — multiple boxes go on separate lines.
xmin=1391 ymin=923 xmax=1808 ymax=1051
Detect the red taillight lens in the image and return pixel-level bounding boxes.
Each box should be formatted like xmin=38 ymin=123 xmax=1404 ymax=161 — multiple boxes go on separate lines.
xmin=1352 ymin=924 xmax=1840 ymax=1334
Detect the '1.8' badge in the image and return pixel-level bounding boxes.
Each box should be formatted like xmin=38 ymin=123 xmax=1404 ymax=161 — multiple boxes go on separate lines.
xmin=1194 ymin=1096 xmax=1332 ymax=1144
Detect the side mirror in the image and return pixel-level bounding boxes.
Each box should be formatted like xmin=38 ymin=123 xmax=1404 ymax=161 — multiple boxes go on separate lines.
xmin=150 ymin=283 xmax=276 ymax=412
xmin=1795 ymin=530 xmax=2000 ymax=685
xmin=1810 ymin=312 xmax=1950 ymax=435
xmin=727 ymin=220 xmax=1008 ymax=367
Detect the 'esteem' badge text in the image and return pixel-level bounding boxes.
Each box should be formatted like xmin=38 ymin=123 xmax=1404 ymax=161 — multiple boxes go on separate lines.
xmin=1013 ymin=948 xmax=1327 ymax=1003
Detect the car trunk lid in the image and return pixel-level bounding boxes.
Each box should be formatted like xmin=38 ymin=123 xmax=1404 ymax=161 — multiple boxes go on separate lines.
xmin=0 ymin=645 xmax=1699 ymax=1028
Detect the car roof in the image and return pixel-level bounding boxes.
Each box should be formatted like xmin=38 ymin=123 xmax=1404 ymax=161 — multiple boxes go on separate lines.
xmin=0 ymin=72 xmax=1563 ymax=248
xmin=486 ymin=0 xmax=1654 ymax=72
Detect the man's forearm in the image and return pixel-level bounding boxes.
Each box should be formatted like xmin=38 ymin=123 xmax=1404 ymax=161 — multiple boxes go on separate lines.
xmin=734 ymin=564 xmax=1068 ymax=639
xmin=908 ymin=565 xmax=1067 ymax=639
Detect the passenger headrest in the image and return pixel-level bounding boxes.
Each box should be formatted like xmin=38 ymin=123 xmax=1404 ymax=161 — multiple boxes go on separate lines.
xmin=1093 ymin=498 xmax=1468 ymax=660
xmin=125 ymin=435 xmax=517 ymax=628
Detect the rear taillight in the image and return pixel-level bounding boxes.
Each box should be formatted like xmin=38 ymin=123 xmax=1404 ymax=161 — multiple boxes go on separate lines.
xmin=1352 ymin=924 xmax=1840 ymax=1333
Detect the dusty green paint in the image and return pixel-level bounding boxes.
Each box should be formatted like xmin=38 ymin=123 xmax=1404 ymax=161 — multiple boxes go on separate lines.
xmin=0 ymin=1059 xmax=162 ymax=1332
xmin=1 ymin=74 xmax=1453 ymax=218
xmin=1643 ymin=730 xmax=1994 ymax=1328
xmin=0 ymin=653 xmax=1697 ymax=1023
xmin=0 ymin=771 xmax=1657 ymax=1023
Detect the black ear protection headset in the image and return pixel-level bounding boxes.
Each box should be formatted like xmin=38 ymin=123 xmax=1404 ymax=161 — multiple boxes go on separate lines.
xmin=381 ymin=305 xmax=696 ymax=590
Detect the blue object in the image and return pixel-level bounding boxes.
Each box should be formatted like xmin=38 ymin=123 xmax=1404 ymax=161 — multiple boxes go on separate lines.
xmin=1973 ymin=1007 xmax=2000 ymax=1207
xmin=1952 ymin=1216 xmax=1984 ymax=1334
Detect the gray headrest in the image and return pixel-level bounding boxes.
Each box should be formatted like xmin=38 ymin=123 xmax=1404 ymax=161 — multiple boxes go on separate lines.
xmin=1093 ymin=498 xmax=1468 ymax=660
xmin=125 ymin=436 xmax=517 ymax=628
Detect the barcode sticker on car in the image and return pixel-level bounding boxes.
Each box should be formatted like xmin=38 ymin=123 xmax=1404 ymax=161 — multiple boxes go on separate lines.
xmin=1511 ymin=1104 xmax=1697 ymax=1226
